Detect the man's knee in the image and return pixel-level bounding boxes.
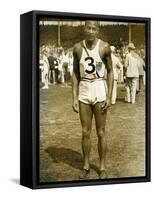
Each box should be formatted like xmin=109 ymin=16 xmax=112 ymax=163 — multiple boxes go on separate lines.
xmin=97 ymin=128 xmax=105 ymax=138
xmin=82 ymin=128 xmax=91 ymax=139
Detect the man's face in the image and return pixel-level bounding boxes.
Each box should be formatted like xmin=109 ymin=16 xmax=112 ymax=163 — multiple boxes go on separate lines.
xmin=84 ymin=21 xmax=99 ymax=41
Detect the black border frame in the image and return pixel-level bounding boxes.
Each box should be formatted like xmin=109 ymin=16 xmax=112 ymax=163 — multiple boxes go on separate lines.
xmin=20 ymin=10 xmax=151 ymax=189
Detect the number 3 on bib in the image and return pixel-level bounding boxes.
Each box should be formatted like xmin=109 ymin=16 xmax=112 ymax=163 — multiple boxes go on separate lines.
xmin=85 ymin=56 xmax=95 ymax=74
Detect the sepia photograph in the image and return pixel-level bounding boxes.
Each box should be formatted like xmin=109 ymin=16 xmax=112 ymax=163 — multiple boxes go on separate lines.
xmin=39 ymin=16 xmax=149 ymax=184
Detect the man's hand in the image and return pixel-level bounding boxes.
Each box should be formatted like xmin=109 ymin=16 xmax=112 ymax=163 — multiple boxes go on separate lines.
xmin=72 ymin=99 xmax=79 ymax=113
xmin=101 ymin=98 xmax=111 ymax=112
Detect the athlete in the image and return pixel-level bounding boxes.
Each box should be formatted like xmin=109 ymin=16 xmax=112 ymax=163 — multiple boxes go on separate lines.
xmin=72 ymin=21 xmax=113 ymax=179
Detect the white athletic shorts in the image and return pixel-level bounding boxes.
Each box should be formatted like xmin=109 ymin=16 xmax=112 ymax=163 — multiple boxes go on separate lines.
xmin=78 ymin=78 xmax=108 ymax=105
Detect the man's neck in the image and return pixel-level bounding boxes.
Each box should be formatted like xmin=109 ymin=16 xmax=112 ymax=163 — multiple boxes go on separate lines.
xmin=85 ymin=38 xmax=98 ymax=50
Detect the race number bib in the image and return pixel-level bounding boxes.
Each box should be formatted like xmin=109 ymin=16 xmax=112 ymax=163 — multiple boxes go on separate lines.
xmin=84 ymin=56 xmax=96 ymax=74
xmin=84 ymin=57 xmax=103 ymax=75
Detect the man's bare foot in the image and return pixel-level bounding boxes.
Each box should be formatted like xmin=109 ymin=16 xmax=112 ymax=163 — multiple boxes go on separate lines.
xmin=99 ymin=170 xmax=107 ymax=179
xmin=79 ymin=169 xmax=90 ymax=179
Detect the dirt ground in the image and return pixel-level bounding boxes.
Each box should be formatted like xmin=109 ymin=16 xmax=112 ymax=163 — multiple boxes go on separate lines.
xmin=39 ymin=83 xmax=145 ymax=182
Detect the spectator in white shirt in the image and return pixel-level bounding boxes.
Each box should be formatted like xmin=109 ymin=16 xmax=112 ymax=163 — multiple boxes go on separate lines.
xmin=42 ymin=51 xmax=49 ymax=89
xmin=110 ymin=46 xmax=123 ymax=104
xmin=62 ymin=51 xmax=69 ymax=84
xmin=124 ymin=43 xmax=139 ymax=104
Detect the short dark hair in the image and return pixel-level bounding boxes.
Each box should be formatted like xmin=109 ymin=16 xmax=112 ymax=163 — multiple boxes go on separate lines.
xmin=85 ymin=20 xmax=100 ymax=28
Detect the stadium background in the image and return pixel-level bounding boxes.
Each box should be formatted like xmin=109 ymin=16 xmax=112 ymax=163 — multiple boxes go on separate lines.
xmin=39 ymin=22 xmax=145 ymax=49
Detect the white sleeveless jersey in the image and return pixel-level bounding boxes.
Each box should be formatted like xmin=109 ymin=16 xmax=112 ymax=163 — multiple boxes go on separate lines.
xmin=79 ymin=39 xmax=105 ymax=80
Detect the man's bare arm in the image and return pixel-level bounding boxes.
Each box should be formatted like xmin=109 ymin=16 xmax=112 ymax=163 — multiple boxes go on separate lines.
xmin=104 ymin=44 xmax=114 ymax=106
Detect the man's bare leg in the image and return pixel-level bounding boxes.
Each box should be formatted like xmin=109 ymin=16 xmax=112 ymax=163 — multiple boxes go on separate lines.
xmin=79 ymin=102 xmax=93 ymax=176
xmin=93 ymin=102 xmax=107 ymax=178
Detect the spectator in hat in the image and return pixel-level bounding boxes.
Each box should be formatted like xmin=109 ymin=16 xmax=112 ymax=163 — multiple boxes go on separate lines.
xmin=124 ymin=43 xmax=139 ymax=104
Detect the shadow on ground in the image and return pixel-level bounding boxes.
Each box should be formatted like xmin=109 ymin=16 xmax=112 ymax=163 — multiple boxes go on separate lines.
xmin=46 ymin=146 xmax=83 ymax=170
xmin=45 ymin=146 xmax=99 ymax=173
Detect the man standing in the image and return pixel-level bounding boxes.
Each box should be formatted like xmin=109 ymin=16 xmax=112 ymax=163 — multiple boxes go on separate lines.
xmin=72 ymin=21 xmax=113 ymax=179
xmin=124 ymin=43 xmax=139 ymax=104
xmin=137 ymin=52 xmax=145 ymax=91
xmin=110 ymin=46 xmax=123 ymax=105
xmin=48 ymin=53 xmax=59 ymax=84
xmin=42 ymin=50 xmax=49 ymax=89
xmin=62 ymin=51 xmax=69 ymax=85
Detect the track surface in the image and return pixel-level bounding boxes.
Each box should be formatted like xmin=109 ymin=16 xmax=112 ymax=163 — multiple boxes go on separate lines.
xmin=39 ymin=84 xmax=145 ymax=182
